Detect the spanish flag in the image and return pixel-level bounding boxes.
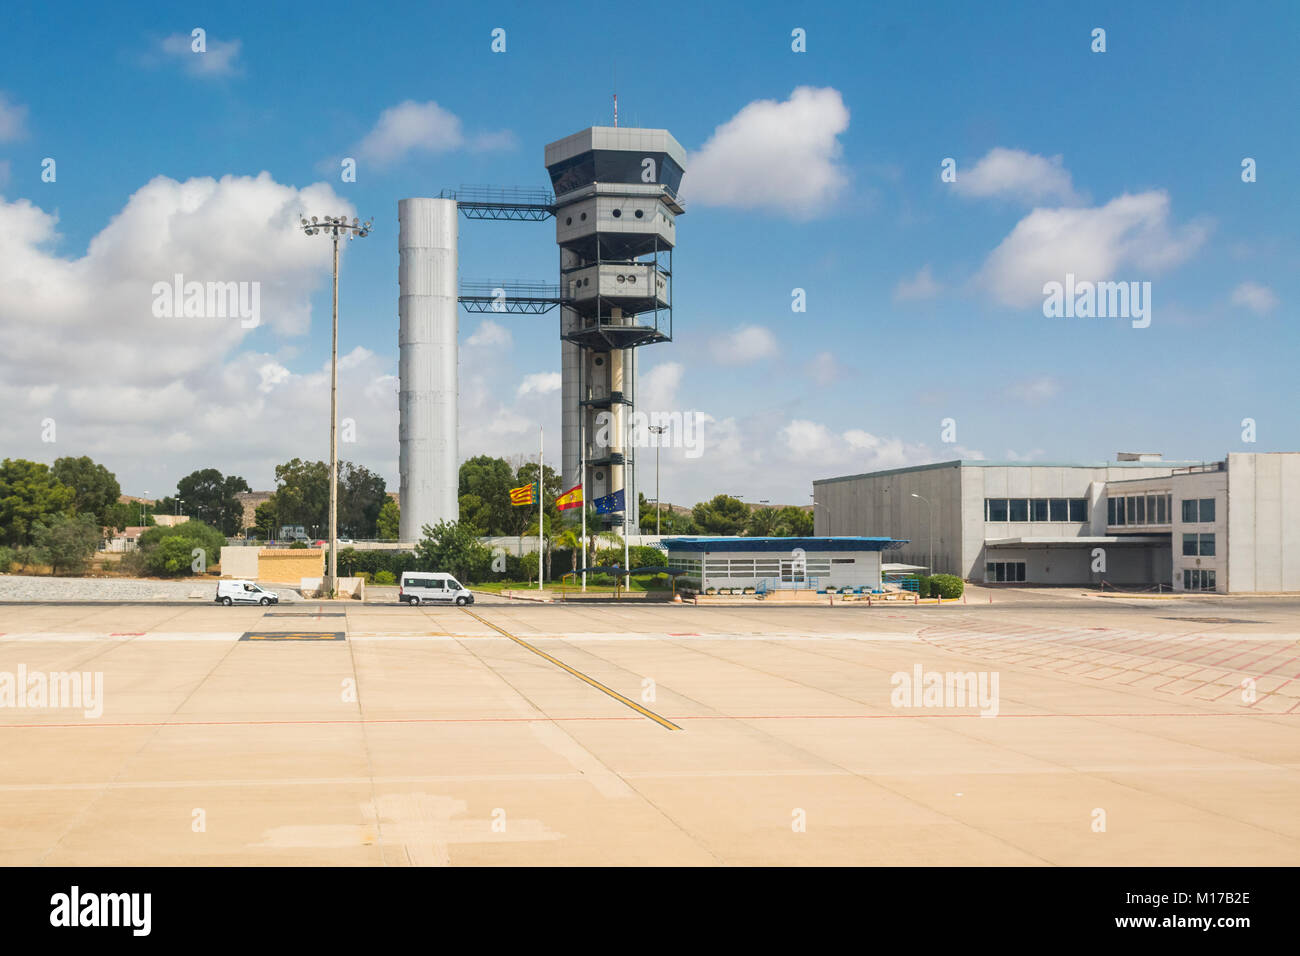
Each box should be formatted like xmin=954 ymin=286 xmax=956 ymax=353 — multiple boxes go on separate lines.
xmin=555 ymin=484 xmax=583 ymax=511
xmin=509 ymin=483 xmax=536 ymax=506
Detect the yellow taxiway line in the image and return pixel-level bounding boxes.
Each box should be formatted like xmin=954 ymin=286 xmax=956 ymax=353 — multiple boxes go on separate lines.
xmin=460 ymin=608 xmax=681 ymax=731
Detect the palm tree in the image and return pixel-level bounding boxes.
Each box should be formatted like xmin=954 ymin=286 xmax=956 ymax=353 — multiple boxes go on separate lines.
xmin=523 ymin=513 xmax=556 ymax=581
xmin=555 ymin=528 xmax=582 ymax=580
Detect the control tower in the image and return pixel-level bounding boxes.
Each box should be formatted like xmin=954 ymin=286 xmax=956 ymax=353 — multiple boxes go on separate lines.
xmin=544 ymin=127 xmax=686 ymax=530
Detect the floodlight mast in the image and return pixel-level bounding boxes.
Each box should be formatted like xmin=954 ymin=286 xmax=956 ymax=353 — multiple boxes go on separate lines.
xmin=299 ymin=214 xmax=372 ymax=597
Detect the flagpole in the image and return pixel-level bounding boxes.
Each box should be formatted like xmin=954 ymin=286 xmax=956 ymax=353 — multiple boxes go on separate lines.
xmin=538 ymin=426 xmax=544 ymax=590
xmin=580 ymin=417 xmax=587 ymax=592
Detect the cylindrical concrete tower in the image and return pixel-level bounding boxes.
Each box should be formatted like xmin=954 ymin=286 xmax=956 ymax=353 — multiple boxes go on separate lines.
xmin=398 ymin=198 xmax=459 ymax=542
xmin=545 ymin=127 xmax=685 ymax=531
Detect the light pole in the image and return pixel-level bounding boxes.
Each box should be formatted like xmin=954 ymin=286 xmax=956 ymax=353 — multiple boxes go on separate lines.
xmin=300 ymin=214 xmax=372 ymax=596
xmin=910 ymin=492 xmax=934 ymax=574
xmin=648 ymin=424 xmax=667 ymax=535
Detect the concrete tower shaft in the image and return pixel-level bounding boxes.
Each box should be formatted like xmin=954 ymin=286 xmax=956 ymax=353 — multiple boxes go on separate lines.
xmin=398 ymin=198 xmax=459 ymax=542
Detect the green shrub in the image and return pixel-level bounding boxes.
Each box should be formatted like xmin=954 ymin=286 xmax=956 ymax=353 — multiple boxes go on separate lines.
xmin=289 ymin=541 xmax=308 ymax=550
xmin=629 ymin=545 xmax=668 ymax=569
xmin=136 ymin=520 xmax=226 ymax=576
xmin=0 ymin=545 xmax=12 ymax=572
xmin=928 ymin=574 xmax=964 ymax=599
xmin=373 ymin=570 xmax=395 ymax=585
xmin=143 ymin=536 xmax=203 ymax=576
xmin=33 ymin=513 xmax=101 ymax=575
xmin=340 ymin=549 xmax=418 ymax=579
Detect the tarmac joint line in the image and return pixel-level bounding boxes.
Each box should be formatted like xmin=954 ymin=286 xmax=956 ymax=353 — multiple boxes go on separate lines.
xmin=459 ymin=608 xmax=681 ymax=731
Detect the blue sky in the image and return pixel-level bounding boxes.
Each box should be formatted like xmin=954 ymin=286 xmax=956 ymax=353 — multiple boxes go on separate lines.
xmin=0 ymin=0 xmax=1296 ymax=505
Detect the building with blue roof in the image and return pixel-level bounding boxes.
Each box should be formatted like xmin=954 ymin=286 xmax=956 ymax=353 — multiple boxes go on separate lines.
xmin=663 ymin=536 xmax=907 ymax=594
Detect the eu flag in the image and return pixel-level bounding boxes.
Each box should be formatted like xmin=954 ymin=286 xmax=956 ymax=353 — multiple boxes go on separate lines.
xmin=594 ymin=489 xmax=625 ymax=514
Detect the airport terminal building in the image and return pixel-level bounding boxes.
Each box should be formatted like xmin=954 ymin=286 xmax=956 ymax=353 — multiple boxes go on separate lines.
xmin=812 ymin=452 xmax=1300 ymax=593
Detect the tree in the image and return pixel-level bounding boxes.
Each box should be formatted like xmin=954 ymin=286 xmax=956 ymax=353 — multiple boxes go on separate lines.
xmin=0 ymin=459 xmax=75 ymax=546
xmin=269 ymin=459 xmax=384 ymax=539
xmin=691 ymin=494 xmax=749 ymax=535
xmin=775 ymin=506 xmax=814 ymax=536
xmin=253 ymin=499 xmax=278 ymax=539
xmin=457 ymin=492 xmax=490 ymax=536
xmin=555 ymin=528 xmax=582 ymax=577
xmin=51 ymin=456 xmax=121 ymax=525
xmin=104 ymin=501 xmax=156 ymax=532
xmin=376 ymin=499 xmax=400 ymax=540
xmin=136 ymin=520 xmax=226 ymax=575
xmin=272 ymin=459 xmax=331 ymax=536
xmin=32 ymin=513 xmax=101 ymax=575
xmin=415 ymin=520 xmax=492 ymax=583
xmin=337 ymin=462 xmax=387 ymax=538
xmin=169 ymin=469 xmax=251 ymax=535
xmin=638 ymin=492 xmax=661 ymax=533
xmin=459 ymin=456 xmax=520 ymax=536
xmin=745 ymin=506 xmax=782 ymax=537
xmin=523 ymin=512 xmax=563 ymax=581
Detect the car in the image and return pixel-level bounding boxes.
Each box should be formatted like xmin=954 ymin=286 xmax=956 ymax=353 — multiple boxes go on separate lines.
xmin=215 ymin=580 xmax=280 ymax=606
xmin=399 ymin=571 xmax=474 ymax=606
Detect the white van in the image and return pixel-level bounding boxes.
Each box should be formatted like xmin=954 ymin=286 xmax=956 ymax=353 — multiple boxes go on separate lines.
xmin=215 ymin=580 xmax=280 ymax=606
xmin=399 ymin=572 xmax=474 ymax=606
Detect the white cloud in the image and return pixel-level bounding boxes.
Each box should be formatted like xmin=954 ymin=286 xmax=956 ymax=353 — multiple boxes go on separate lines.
xmin=1004 ymin=377 xmax=1060 ymax=404
xmin=356 ymin=101 xmax=463 ymax=165
xmin=781 ymin=421 xmax=932 ymax=472
xmin=0 ymin=92 xmax=28 ymax=141
xmin=893 ymin=264 xmax=941 ymax=302
xmin=257 ymin=362 xmax=291 ymax=393
xmin=640 ymin=361 xmax=684 ymax=411
xmin=469 ymin=130 xmax=518 ymax=152
xmin=158 ymin=32 xmax=242 ymax=77
xmin=708 ymin=325 xmax=778 ymax=365
xmin=0 ymin=174 xmax=410 ymax=493
xmin=517 ymin=372 xmax=561 ymax=397
xmin=953 ymin=148 xmax=1079 ymax=204
xmin=685 ymin=87 xmax=850 ymax=218
xmin=466 ymin=319 xmax=512 ymax=348
xmin=354 ymin=101 xmax=514 ymax=167
xmin=637 ymin=405 xmax=988 ymax=508
xmin=978 ymin=191 xmax=1210 ymax=307
xmin=804 ymin=351 xmax=846 ymax=383
xmin=1231 ymin=281 xmax=1278 ymax=315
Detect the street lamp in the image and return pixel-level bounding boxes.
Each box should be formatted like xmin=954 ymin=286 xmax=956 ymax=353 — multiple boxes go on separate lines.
xmin=301 ymin=214 xmax=372 ymax=596
xmin=648 ymin=424 xmax=667 ymax=535
xmin=910 ymin=492 xmax=934 ymax=574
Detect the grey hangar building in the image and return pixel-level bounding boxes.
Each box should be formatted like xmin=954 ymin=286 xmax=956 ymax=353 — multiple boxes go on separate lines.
xmin=812 ymin=452 xmax=1300 ymax=593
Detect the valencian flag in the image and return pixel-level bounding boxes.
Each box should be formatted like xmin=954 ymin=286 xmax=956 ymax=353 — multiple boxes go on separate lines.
xmin=509 ymin=482 xmax=536 ymax=507
xmin=593 ymin=489 xmax=625 ymax=515
xmin=556 ymin=484 xmax=583 ymax=511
